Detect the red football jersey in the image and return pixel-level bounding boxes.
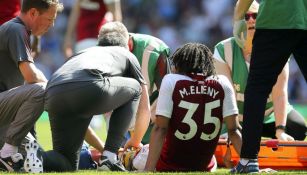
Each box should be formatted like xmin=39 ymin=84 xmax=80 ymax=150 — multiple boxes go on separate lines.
xmin=77 ymin=0 xmax=107 ymax=41
xmin=0 ymin=0 xmax=21 ymax=25
xmin=156 ymin=74 xmax=236 ymax=171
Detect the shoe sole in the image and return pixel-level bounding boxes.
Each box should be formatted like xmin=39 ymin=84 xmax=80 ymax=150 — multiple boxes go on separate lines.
xmin=24 ymin=140 xmax=43 ymax=173
xmin=97 ymin=159 xmax=111 ymax=171
xmin=97 ymin=158 xmax=127 ymax=172
xmin=97 ymin=164 xmax=112 ymax=171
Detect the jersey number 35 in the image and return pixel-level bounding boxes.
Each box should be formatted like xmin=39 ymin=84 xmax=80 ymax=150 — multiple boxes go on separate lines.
xmin=175 ymin=100 xmax=221 ymax=141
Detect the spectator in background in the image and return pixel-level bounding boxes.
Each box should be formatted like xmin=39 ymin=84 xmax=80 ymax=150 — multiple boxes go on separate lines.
xmin=214 ymin=0 xmax=306 ymax=141
xmin=144 ymin=43 xmax=242 ymax=172
xmin=232 ymin=0 xmax=307 ymax=173
xmin=38 ymin=0 xmax=254 ymax=87
xmin=63 ymin=0 xmax=122 ymax=58
xmin=0 ymin=0 xmax=63 ymax=172
xmin=123 ymin=0 xmax=236 ymax=50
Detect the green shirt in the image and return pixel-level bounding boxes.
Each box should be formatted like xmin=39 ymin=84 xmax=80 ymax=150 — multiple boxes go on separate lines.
xmin=256 ymin=0 xmax=307 ymax=29
xmin=214 ymin=37 xmax=293 ymax=124
xmin=130 ymin=33 xmax=171 ymax=144
xmin=130 ymin=33 xmax=170 ymax=93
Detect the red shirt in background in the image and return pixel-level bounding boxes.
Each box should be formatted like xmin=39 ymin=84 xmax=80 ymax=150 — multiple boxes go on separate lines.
xmin=77 ymin=0 xmax=107 ymax=41
xmin=0 ymin=0 xmax=21 ymax=25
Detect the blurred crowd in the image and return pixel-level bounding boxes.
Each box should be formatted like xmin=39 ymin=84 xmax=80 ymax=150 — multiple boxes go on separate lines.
xmin=36 ymin=0 xmax=307 ymax=103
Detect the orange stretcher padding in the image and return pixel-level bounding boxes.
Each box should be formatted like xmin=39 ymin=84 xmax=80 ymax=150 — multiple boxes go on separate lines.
xmin=215 ymin=139 xmax=307 ymax=170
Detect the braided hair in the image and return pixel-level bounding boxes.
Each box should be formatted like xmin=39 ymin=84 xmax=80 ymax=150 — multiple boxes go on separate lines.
xmin=171 ymin=43 xmax=216 ymax=76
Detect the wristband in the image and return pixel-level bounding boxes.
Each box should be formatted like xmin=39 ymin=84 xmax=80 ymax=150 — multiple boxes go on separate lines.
xmin=275 ymin=125 xmax=286 ymax=131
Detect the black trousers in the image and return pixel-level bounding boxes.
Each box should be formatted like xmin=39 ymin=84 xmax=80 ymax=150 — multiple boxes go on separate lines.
xmin=241 ymin=29 xmax=307 ymax=159
xmin=43 ymin=77 xmax=141 ymax=171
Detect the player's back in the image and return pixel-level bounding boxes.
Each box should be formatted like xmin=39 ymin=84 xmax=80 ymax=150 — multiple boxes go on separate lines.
xmin=156 ymin=73 xmax=226 ymax=171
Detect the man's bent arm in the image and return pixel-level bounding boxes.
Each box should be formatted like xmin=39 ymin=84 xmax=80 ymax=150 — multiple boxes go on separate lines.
xmin=124 ymin=84 xmax=150 ymax=149
xmin=19 ymin=61 xmax=47 ymax=83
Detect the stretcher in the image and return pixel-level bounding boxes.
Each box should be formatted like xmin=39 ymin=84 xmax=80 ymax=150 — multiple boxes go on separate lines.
xmin=215 ymin=139 xmax=307 ymax=170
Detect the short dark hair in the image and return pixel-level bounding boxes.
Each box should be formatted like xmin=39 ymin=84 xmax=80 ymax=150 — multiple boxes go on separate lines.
xmin=171 ymin=43 xmax=216 ymax=76
xmin=97 ymin=22 xmax=129 ymax=48
xmin=21 ymin=0 xmax=63 ymax=14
